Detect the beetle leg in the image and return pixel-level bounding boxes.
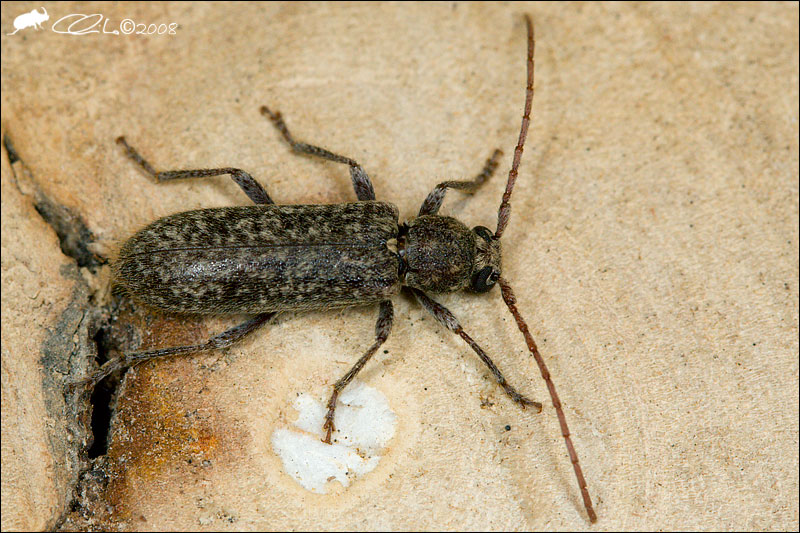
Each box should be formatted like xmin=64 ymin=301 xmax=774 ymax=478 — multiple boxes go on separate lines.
xmin=322 ymin=300 xmax=393 ymax=444
xmin=261 ymin=105 xmax=376 ymax=201
xmin=67 ymin=313 xmax=275 ymax=392
xmin=418 ymin=149 xmax=502 ymax=216
xmin=116 ymin=136 xmax=273 ymax=205
xmin=410 ymin=288 xmax=542 ymax=411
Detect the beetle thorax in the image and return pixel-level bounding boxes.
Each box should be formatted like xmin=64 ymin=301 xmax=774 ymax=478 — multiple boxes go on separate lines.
xmin=399 ymin=215 xmax=501 ymax=294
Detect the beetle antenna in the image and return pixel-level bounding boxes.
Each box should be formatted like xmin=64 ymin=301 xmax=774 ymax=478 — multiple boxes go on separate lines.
xmin=499 ymin=278 xmax=597 ymax=523
xmin=495 ymin=14 xmax=535 ymax=239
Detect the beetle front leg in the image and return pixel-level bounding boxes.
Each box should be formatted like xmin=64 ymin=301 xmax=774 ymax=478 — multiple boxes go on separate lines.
xmin=322 ymin=301 xmax=393 ymax=443
xmin=116 ymin=136 xmax=274 ymax=205
xmin=411 ymin=288 xmax=542 ymax=411
xmin=417 ymin=148 xmax=503 ymax=216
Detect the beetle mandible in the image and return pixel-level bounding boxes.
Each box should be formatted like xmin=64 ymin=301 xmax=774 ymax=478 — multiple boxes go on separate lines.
xmin=74 ymin=15 xmax=597 ymax=523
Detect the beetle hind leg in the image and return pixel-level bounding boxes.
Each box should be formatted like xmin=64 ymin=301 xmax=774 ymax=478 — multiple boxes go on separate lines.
xmin=67 ymin=313 xmax=275 ymax=393
xmin=116 ymin=136 xmax=274 ymax=205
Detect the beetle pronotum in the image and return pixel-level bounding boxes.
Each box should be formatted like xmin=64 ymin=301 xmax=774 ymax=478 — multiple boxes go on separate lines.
xmin=73 ymin=15 xmax=597 ymax=523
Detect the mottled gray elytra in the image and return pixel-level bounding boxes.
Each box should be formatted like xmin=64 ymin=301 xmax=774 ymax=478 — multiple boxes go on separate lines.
xmin=73 ymin=15 xmax=597 ymax=523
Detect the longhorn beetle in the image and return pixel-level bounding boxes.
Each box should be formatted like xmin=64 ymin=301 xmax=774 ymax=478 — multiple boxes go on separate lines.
xmin=72 ymin=15 xmax=597 ymax=523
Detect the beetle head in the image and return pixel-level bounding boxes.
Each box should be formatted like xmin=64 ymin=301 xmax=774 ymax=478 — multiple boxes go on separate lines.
xmin=469 ymin=225 xmax=501 ymax=293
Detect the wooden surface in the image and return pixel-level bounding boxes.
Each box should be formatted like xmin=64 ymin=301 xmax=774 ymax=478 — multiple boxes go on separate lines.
xmin=2 ymin=2 xmax=798 ymax=530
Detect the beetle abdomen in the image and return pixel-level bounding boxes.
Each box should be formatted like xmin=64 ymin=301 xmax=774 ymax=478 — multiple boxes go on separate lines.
xmin=115 ymin=202 xmax=401 ymax=314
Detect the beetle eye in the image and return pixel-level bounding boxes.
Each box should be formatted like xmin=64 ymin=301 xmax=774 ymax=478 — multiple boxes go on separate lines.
xmin=473 ymin=225 xmax=495 ymax=242
xmin=472 ymin=266 xmax=496 ymax=293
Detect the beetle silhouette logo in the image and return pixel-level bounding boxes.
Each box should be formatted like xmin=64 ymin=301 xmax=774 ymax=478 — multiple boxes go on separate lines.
xmin=6 ymin=7 xmax=49 ymax=35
